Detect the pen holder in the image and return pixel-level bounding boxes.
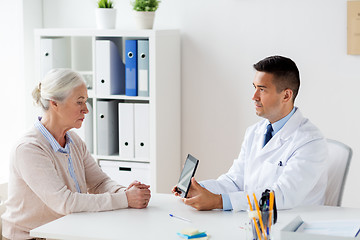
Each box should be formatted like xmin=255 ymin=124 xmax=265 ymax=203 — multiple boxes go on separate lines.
xmin=246 ymin=210 xmax=273 ymax=240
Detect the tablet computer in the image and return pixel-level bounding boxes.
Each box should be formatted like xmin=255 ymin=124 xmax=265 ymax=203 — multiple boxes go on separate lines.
xmin=176 ymin=154 xmax=199 ymax=198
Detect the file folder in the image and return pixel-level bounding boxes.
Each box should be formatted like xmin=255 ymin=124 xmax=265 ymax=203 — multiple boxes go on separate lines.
xmin=72 ymin=101 xmax=94 ymax=153
xmin=95 ymin=40 xmax=125 ymax=95
xmin=137 ymin=40 xmax=149 ymax=97
xmin=125 ymin=40 xmax=138 ymax=96
xmin=118 ymin=103 xmax=135 ymax=159
xmin=97 ymin=100 xmax=119 ymax=155
xmin=40 ymin=37 xmax=71 ymax=78
xmin=134 ymin=103 xmax=150 ymax=160
xmin=84 ymin=102 xmax=94 ymax=153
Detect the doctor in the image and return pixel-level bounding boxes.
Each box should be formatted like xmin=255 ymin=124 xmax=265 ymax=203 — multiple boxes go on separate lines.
xmin=173 ymin=55 xmax=328 ymax=211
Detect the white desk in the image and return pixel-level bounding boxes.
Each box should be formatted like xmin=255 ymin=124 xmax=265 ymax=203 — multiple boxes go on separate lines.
xmin=30 ymin=194 xmax=360 ymax=240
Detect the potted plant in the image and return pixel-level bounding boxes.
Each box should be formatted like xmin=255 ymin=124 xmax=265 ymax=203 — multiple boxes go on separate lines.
xmin=96 ymin=0 xmax=117 ymax=29
xmin=132 ymin=0 xmax=160 ymax=29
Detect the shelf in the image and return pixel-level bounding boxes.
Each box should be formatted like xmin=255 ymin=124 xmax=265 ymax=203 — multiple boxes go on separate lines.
xmin=34 ymin=28 xmax=181 ymax=193
xmin=94 ymin=95 xmax=150 ymax=101
xmin=94 ymin=154 xmax=150 ymax=164
xmin=34 ymin=28 xmax=180 ymax=38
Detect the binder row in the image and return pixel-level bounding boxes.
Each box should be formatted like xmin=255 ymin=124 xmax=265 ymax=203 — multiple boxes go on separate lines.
xmin=95 ymin=39 xmax=149 ymax=97
xmin=96 ymin=100 xmax=150 ymax=161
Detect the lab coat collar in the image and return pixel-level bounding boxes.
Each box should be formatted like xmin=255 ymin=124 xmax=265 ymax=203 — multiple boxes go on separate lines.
xmin=256 ymin=108 xmax=304 ymax=156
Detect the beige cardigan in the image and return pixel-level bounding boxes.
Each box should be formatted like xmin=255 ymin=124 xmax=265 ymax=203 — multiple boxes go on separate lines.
xmin=2 ymin=126 xmax=128 ymax=239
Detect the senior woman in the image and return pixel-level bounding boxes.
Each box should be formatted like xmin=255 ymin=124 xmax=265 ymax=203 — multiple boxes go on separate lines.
xmin=1 ymin=69 xmax=151 ymax=239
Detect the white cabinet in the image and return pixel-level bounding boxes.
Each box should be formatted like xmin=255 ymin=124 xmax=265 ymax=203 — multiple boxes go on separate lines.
xmin=34 ymin=29 xmax=181 ymax=193
xmin=99 ymin=160 xmax=150 ymax=188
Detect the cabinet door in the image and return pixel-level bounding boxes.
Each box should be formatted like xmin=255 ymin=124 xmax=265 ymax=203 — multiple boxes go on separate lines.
xmin=99 ymin=160 xmax=150 ymax=186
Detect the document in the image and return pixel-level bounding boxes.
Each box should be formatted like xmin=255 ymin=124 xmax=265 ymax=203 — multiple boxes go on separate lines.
xmin=296 ymin=220 xmax=360 ymax=237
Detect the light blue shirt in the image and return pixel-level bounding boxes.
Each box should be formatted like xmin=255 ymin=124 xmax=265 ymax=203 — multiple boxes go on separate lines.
xmin=221 ymin=107 xmax=297 ymax=211
xmin=35 ymin=117 xmax=81 ymax=193
xmin=269 ymin=107 xmax=296 ymax=137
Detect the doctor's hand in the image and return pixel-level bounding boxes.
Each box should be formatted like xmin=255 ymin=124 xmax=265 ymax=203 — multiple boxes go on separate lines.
xmin=171 ymin=185 xmax=182 ymax=197
xmin=125 ymin=182 xmax=151 ymax=209
xmin=181 ymin=178 xmax=223 ymax=211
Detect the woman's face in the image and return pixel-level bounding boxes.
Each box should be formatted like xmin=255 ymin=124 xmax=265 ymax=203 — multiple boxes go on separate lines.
xmin=56 ymin=83 xmax=89 ymax=131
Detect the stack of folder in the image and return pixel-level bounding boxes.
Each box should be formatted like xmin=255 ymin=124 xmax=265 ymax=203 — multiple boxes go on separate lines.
xmin=95 ymin=101 xmax=150 ymax=159
xmin=95 ymin=39 xmax=149 ymax=97
xmin=118 ymin=102 xmax=149 ymax=160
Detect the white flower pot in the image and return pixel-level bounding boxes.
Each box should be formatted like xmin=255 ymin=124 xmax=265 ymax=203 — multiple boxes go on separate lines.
xmin=133 ymin=11 xmax=156 ymax=29
xmin=96 ymin=8 xmax=117 ymax=29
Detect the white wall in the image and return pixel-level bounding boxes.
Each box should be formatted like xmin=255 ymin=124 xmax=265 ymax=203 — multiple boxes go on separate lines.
xmin=0 ymin=0 xmax=42 ymax=180
xmin=29 ymin=0 xmax=360 ymax=208
xmin=0 ymin=0 xmax=25 ymax=180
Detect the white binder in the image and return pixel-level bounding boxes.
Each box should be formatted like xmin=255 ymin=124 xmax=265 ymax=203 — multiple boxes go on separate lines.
xmin=40 ymin=37 xmax=71 ymax=78
xmin=73 ymin=102 xmax=94 ymax=153
xmin=118 ymin=103 xmax=135 ymax=159
xmin=95 ymin=40 xmax=125 ymax=95
xmin=97 ymin=100 xmax=119 ymax=155
xmin=134 ymin=103 xmax=150 ymax=160
xmin=99 ymin=160 xmax=150 ymax=187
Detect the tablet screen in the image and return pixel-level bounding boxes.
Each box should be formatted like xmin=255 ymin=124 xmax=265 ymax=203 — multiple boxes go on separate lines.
xmin=177 ymin=154 xmax=199 ymax=198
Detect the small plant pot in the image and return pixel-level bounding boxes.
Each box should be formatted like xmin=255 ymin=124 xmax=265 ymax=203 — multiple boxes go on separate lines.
xmin=96 ymin=8 xmax=117 ymax=29
xmin=133 ymin=11 xmax=155 ymax=29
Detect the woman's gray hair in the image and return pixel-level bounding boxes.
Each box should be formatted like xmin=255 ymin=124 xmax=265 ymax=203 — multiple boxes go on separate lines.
xmin=32 ymin=68 xmax=86 ymax=111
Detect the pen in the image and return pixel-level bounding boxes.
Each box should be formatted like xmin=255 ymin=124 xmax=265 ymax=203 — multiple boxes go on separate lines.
xmin=247 ymin=194 xmax=262 ymax=240
xmin=253 ymin=193 xmax=267 ymax=240
xmin=268 ymin=191 xmax=274 ymax=230
xmin=169 ymin=213 xmax=192 ymax=223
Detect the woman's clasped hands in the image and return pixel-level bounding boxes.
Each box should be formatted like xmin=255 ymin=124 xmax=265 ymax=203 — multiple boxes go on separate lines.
xmin=125 ymin=180 xmax=151 ymax=209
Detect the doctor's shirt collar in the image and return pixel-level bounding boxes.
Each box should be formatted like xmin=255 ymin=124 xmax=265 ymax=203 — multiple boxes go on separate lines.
xmin=268 ymin=107 xmax=297 ymax=136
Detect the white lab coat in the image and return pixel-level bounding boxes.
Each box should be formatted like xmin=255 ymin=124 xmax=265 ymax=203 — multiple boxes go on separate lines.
xmin=201 ymin=108 xmax=328 ymax=212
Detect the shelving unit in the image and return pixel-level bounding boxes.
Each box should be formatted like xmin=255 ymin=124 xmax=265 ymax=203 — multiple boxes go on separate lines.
xmin=34 ymin=28 xmax=181 ymax=193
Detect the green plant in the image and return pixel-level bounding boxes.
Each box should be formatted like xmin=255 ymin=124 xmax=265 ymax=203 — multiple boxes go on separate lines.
xmin=98 ymin=0 xmax=113 ymax=8
xmin=132 ymin=0 xmax=160 ymax=12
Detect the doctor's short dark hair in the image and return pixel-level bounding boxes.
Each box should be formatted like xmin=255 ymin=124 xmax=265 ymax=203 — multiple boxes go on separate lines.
xmin=253 ymin=55 xmax=300 ymax=101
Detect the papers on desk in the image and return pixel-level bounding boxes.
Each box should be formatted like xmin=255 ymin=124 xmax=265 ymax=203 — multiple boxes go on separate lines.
xmin=296 ymin=220 xmax=360 ymax=237
xmin=281 ymin=216 xmax=360 ymax=240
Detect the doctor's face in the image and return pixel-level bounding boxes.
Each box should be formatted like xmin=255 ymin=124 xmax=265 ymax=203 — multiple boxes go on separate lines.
xmin=252 ymin=71 xmax=285 ymax=123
